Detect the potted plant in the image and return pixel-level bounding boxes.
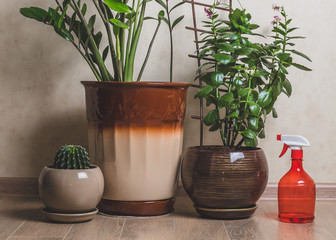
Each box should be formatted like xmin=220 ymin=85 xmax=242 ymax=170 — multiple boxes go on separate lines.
xmin=39 ymin=145 xmax=104 ymax=223
xmin=181 ymin=2 xmax=312 ymax=219
xmin=20 ymin=0 xmax=189 ymax=216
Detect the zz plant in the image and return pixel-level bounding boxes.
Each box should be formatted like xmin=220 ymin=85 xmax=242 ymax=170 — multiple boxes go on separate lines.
xmin=20 ymin=0 xmax=184 ymax=82
xmin=196 ymin=2 xmax=311 ymax=148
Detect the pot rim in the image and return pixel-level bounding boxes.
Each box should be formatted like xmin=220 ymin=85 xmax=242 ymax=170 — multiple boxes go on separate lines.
xmin=44 ymin=165 xmax=100 ymax=171
xmin=186 ymin=145 xmax=262 ymax=153
xmin=81 ymin=81 xmax=190 ymax=88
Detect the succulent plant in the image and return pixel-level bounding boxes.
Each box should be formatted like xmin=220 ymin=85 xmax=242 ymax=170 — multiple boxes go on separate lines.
xmin=54 ymin=145 xmax=90 ymax=169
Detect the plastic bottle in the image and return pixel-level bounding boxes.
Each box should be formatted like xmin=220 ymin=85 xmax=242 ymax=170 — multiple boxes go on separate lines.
xmin=277 ymin=134 xmax=316 ymax=223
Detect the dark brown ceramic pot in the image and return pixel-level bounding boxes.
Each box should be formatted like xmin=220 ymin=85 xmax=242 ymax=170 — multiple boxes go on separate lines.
xmin=181 ymin=146 xmax=268 ymax=219
xmin=82 ymin=81 xmax=190 ymax=216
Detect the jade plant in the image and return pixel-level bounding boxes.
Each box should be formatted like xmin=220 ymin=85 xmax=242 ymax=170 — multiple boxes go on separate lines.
xmin=195 ymin=2 xmax=311 ymax=148
xmin=53 ymin=145 xmax=90 ymax=169
xmin=20 ymin=0 xmax=184 ymax=82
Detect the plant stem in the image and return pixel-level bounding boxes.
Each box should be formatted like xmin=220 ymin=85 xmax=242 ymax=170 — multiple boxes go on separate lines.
xmin=137 ymin=19 xmax=161 ymax=81
xmin=95 ymin=0 xmax=119 ymax=81
xmin=125 ymin=0 xmax=146 ymax=82
xmin=165 ymin=0 xmax=173 ymax=82
xmin=71 ymin=0 xmax=110 ymax=81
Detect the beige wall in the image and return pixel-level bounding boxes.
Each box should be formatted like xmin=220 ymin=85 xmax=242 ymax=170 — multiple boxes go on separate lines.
xmin=1 ymin=0 xmax=335 ymax=183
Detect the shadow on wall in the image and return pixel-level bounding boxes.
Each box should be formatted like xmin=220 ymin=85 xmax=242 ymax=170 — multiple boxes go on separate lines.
xmin=0 ymin=2 xmax=91 ymax=177
xmin=26 ymin=110 xmax=88 ymax=176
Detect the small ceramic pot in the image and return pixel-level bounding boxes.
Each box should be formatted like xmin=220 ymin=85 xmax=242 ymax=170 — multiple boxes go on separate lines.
xmin=39 ymin=165 xmax=104 ymax=213
xmin=181 ymin=146 xmax=268 ymax=219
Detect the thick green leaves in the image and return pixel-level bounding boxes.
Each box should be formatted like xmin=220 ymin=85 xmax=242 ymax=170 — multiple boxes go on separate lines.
xmin=282 ymin=78 xmax=292 ymax=97
xmin=249 ymin=103 xmax=260 ymax=116
xmin=195 ymin=85 xmax=213 ymax=99
xmin=248 ymin=117 xmax=259 ymax=130
xmin=219 ymin=92 xmax=234 ymax=108
xmin=20 ymin=7 xmax=48 ymax=22
xmin=211 ymin=72 xmax=224 ymax=87
xmin=241 ymin=129 xmax=258 ymax=147
xmin=258 ymin=90 xmax=272 ymax=107
xmin=104 ymin=0 xmax=131 ymax=13
xmin=213 ymin=53 xmax=232 ymax=65
xmin=203 ymin=110 xmax=218 ymax=126
xmin=218 ymin=43 xmax=234 ymax=53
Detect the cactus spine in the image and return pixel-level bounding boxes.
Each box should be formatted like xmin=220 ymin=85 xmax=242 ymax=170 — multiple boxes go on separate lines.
xmin=54 ymin=145 xmax=90 ymax=169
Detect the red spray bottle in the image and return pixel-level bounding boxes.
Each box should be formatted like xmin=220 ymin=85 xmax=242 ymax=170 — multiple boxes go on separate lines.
xmin=277 ymin=134 xmax=316 ymax=223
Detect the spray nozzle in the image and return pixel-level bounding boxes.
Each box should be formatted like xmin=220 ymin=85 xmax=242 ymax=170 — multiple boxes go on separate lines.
xmin=277 ymin=134 xmax=310 ymax=159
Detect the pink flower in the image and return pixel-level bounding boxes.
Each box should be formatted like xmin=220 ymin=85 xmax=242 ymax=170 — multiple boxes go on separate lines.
xmin=204 ymin=7 xmax=212 ymax=18
xmin=272 ymin=4 xmax=280 ymax=11
xmin=271 ymin=15 xmax=281 ymax=25
xmin=216 ymin=0 xmax=221 ymax=5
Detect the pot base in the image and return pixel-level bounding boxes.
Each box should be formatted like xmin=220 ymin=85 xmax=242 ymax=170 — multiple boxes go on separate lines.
xmin=98 ymin=198 xmax=175 ymax=216
xmin=42 ymin=208 xmax=98 ymax=223
xmin=195 ymin=204 xmax=258 ymax=220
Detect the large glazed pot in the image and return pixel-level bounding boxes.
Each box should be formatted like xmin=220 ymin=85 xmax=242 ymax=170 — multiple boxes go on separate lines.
xmin=39 ymin=165 xmax=104 ymax=213
xmin=82 ymin=81 xmax=190 ymax=216
xmin=181 ymin=146 xmax=268 ymax=219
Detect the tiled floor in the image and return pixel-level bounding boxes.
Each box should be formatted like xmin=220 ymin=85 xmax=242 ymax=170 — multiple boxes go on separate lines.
xmin=0 ymin=196 xmax=335 ymax=240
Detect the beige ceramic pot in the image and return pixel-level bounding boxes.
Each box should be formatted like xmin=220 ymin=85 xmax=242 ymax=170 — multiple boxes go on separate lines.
xmin=39 ymin=165 xmax=104 ymax=213
xmin=82 ymin=81 xmax=190 ymax=216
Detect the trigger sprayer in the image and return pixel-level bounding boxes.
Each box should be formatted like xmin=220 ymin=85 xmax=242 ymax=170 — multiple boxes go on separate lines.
xmin=277 ymin=134 xmax=316 ymax=223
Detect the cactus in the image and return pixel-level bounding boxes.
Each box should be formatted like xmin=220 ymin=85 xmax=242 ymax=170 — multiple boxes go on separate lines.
xmin=54 ymin=145 xmax=90 ymax=169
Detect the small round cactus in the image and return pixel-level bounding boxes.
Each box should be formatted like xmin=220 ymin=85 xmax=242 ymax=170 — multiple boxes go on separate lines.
xmin=54 ymin=145 xmax=90 ymax=169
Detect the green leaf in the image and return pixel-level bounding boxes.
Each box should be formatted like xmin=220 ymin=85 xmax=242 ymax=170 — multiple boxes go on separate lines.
xmin=241 ymin=129 xmax=257 ymax=139
xmin=291 ymin=62 xmax=312 ymax=71
xmin=209 ymin=122 xmax=221 ymax=132
xmin=169 ymin=1 xmax=185 ymax=13
xmin=155 ymin=0 xmax=168 ymax=10
xmin=279 ymin=64 xmax=288 ymax=74
xmin=258 ymin=129 xmax=265 ymax=139
xmin=20 ymin=7 xmax=48 ymax=22
xmin=282 ymin=78 xmax=292 ymax=97
xmin=81 ymin=3 xmax=87 ymax=16
xmin=110 ymin=18 xmax=129 ymax=29
xmin=203 ymin=110 xmax=218 ymax=126
xmin=233 ymin=78 xmax=243 ymax=87
xmin=211 ymin=72 xmax=224 ymax=87
xmin=248 ymin=117 xmax=259 ymax=131
xmin=249 ymin=103 xmax=260 ymax=116
xmin=277 ymin=53 xmax=290 ymax=62
xmin=195 ymin=85 xmax=213 ymax=99
xmin=102 ymin=46 xmax=109 ymax=61
xmin=88 ymin=15 xmax=96 ymax=33
xmin=235 ymin=47 xmax=253 ymax=56
xmin=94 ymin=31 xmax=102 ymax=48
xmin=254 ymin=70 xmax=269 ymax=78
xmin=104 ymin=0 xmax=131 ymax=13
xmin=249 ymin=24 xmax=259 ymax=30
xmin=258 ymin=90 xmax=272 ymax=107
xmin=226 ymin=109 xmax=239 ymax=118
xmin=218 ymin=92 xmax=234 ymax=108
xmin=238 ymin=88 xmax=249 ymax=98
xmin=217 ymin=43 xmax=234 ymax=53
xmin=272 ymin=108 xmax=278 ymax=118
xmin=213 ymin=53 xmax=232 ymax=65
xmin=172 ymin=15 xmax=184 ymax=29
xmin=58 ymin=4 xmax=68 ymax=29
xmin=244 ymin=137 xmax=257 ymax=147
xmin=287 ymin=49 xmax=312 ymax=62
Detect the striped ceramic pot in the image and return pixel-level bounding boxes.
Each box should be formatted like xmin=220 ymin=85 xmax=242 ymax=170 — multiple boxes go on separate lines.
xmin=82 ymin=81 xmax=190 ymax=216
xmin=181 ymin=146 xmax=268 ymax=219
